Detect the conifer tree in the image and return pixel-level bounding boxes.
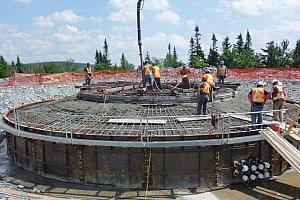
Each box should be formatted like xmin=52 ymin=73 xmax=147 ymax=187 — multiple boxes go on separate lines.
xmin=0 ymin=55 xmax=9 ymax=78
xmin=244 ymin=30 xmax=252 ymax=50
xmin=120 ymin=53 xmax=127 ymax=69
xmin=11 ymin=61 xmax=15 ymax=73
xmin=261 ymin=41 xmax=281 ymax=67
xmin=188 ymin=37 xmax=195 ymax=66
xmin=173 ymin=46 xmax=178 ymax=61
xmin=293 ymin=39 xmax=300 ymax=67
xmin=16 ymin=55 xmax=24 ymax=73
xmin=235 ymin=33 xmax=244 ymax=54
xmin=194 ymin=26 xmax=205 ymax=60
xmin=207 ymin=33 xmax=219 ymax=66
xmin=103 ymin=38 xmax=111 ymax=68
xmin=95 ymin=50 xmax=99 ymax=65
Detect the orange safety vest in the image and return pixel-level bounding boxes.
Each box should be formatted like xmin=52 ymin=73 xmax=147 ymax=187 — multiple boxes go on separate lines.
xmin=201 ymin=82 xmax=210 ymax=94
xmin=144 ymin=64 xmax=152 ymax=76
xmin=153 ymin=66 xmax=160 ymax=78
xmin=203 ymin=73 xmax=214 ymax=85
xmin=273 ymin=85 xmax=285 ymax=101
xmin=218 ymin=66 xmax=226 ymax=76
xmin=251 ymin=88 xmax=266 ymax=103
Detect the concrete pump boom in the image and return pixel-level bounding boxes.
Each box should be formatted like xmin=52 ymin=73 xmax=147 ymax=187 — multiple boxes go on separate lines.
xmin=137 ymin=0 xmax=144 ymax=71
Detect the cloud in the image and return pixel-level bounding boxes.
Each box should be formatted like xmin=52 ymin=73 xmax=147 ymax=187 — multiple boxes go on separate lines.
xmin=33 ymin=10 xmax=84 ymax=28
xmin=33 ymin=16 xmax=55 ymax=28
xmin=89 ymin=16 xmax=103 ymax=23
xmin=54 ymin=25 xmax=80 ymax=41
xmin=219 ymin=0 xmax=300 ymax=17
xmin=108 ymin=0 xmax=181 ymax=26
xmin=108 ymin=0 xmax=136 ymax=23
xmin=275 ymin=20 xmax=300 ymax=32
xmin=14 ymin=0 xmax=33 ymax=4
xmin=155 ymin=10 xmax=181 ymax=25
xmin=143 ymin=32 xmax=189 ymax=57
xmin=146 ymin=0 xmax=170 ymax=11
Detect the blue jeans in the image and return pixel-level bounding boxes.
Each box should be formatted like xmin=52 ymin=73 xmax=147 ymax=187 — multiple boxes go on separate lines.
xmin=85 ymin=75 xmax=91 ymax=86
xmin=251 ymin=105 xmax=263 ymax=125
xmin=197 ymin=94 xmax=209 ymax=115
xmin=218 ymin=76 xmax=225 ymax=84
xmin=144 ymin=75 xmax=153 ymax=90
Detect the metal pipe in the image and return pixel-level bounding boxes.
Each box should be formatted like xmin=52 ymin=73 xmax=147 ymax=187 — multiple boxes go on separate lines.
xmin=137 ymin=0 xmax=144 ymax=80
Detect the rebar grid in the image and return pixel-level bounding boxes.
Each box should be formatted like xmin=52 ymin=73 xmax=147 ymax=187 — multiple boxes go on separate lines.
xmin=7 ymin=100 xmax=249 ymax=137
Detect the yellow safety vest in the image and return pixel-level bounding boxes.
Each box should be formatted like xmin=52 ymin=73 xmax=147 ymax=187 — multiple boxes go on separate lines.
xmin=251 ymin=88 xmax=266 ymax=103
xmin=85 ymin=67 xmax=92 ymax=75
xmin=201 ymin=82 xmax=210 ymax=94
xmin=153 ymin=66 xmax=160 ymax=78
xmin=273 ymin=85 xmax=285 ymax=101
xmin=203 ymin=73 xmax=214 ymax=85
xmin=144 ymin=64 xmax=152 ymax=76
xmin=218 ymin=66 xmax=226 ymax=76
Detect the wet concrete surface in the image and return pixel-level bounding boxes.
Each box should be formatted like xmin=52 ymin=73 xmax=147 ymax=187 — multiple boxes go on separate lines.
xmin=0 ymin=136 xmax=298 ymax=199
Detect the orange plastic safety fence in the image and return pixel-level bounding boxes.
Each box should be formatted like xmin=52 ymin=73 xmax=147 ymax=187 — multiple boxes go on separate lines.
xmin=0 ymin=68 xmax=299 ymax=87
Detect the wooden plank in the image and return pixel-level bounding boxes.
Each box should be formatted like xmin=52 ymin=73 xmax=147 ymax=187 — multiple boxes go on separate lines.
xmin=176 ymin=116 xmax=211 ymax=122
xmin=231 ymin=114 xmax=251 ymax=122
xmin=261 ymin=128 xmax=300 ymax=174
xmin=108 ymin=118 xmax=167 ymax=124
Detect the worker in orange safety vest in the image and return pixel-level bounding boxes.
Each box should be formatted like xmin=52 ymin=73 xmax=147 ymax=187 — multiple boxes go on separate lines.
xmin=271 ymin=80 xmax=286 ymax=122
xmin=217 ymin=61 xmax=227 ymax=84
xmin=248 ymin=81 xmax=270 ymax=126
xmin=202 ymin=68 xmax=215 ymax=102
xmin=197 ymin=76 xmax=211 ymax=115
xmin=152 ymin=63 xmax=162 ymax=90
xmin=143 ymin=61 xmax=153 ymax=90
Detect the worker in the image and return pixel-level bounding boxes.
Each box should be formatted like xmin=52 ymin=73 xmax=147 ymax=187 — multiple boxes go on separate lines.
xmin=152 ymin=63 xmax=162 ymax=90
xmin=143 ymin=61 xmax=153 ymax=90
xmin=197 ymin=76 xmax=210 ymax=115
xmin=180 ymin=66 xmax=190 ymax=89
xmin=217 ymin=61 xmax=227 ymax=84
xmin=271 ymin=80 xmax=286 ymax=122
xmin=248 ymin=81 xmax=270 ymax=126
xmin=84 ymin=62 xmax=93 ymax=86
xmin=202 ymin=68 xmax=215 ymax=102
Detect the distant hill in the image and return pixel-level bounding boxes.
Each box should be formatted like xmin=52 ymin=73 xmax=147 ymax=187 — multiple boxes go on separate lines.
xmin=24 ymin=61 xmax=90 ymax=69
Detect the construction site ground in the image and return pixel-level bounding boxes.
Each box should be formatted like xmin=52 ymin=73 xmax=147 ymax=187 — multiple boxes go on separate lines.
xmin=0 ymin=77 xmax=299 ymax=199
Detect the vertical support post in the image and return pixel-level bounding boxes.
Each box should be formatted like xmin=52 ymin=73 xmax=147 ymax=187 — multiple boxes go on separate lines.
xmin=228 ymin=115 xmax=231 ymax=143
xmin=78 ymin=145 xmax=84 ymax=183
xmin=31 ymin=139 xmax=37 ymax=172
xmin=65 ymin=144 xmax=70 ymax=178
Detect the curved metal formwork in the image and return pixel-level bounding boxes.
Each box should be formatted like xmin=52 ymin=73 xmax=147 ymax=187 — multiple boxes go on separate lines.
xmin=1 ymin=95 xmax=288 ymax=189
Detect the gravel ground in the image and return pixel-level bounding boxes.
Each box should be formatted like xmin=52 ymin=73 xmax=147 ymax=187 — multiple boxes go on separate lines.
xmin=0 ymin=84 xmax=78 ymax=114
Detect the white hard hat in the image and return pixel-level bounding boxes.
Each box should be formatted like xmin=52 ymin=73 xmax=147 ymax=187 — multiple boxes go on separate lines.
xmin=277 ymin=81 xmax=283 ymax=86
xmin=271 ymin=79 xmax=278 ymax=84
xmin=257 ymin=81 xmax=265 ymax=86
